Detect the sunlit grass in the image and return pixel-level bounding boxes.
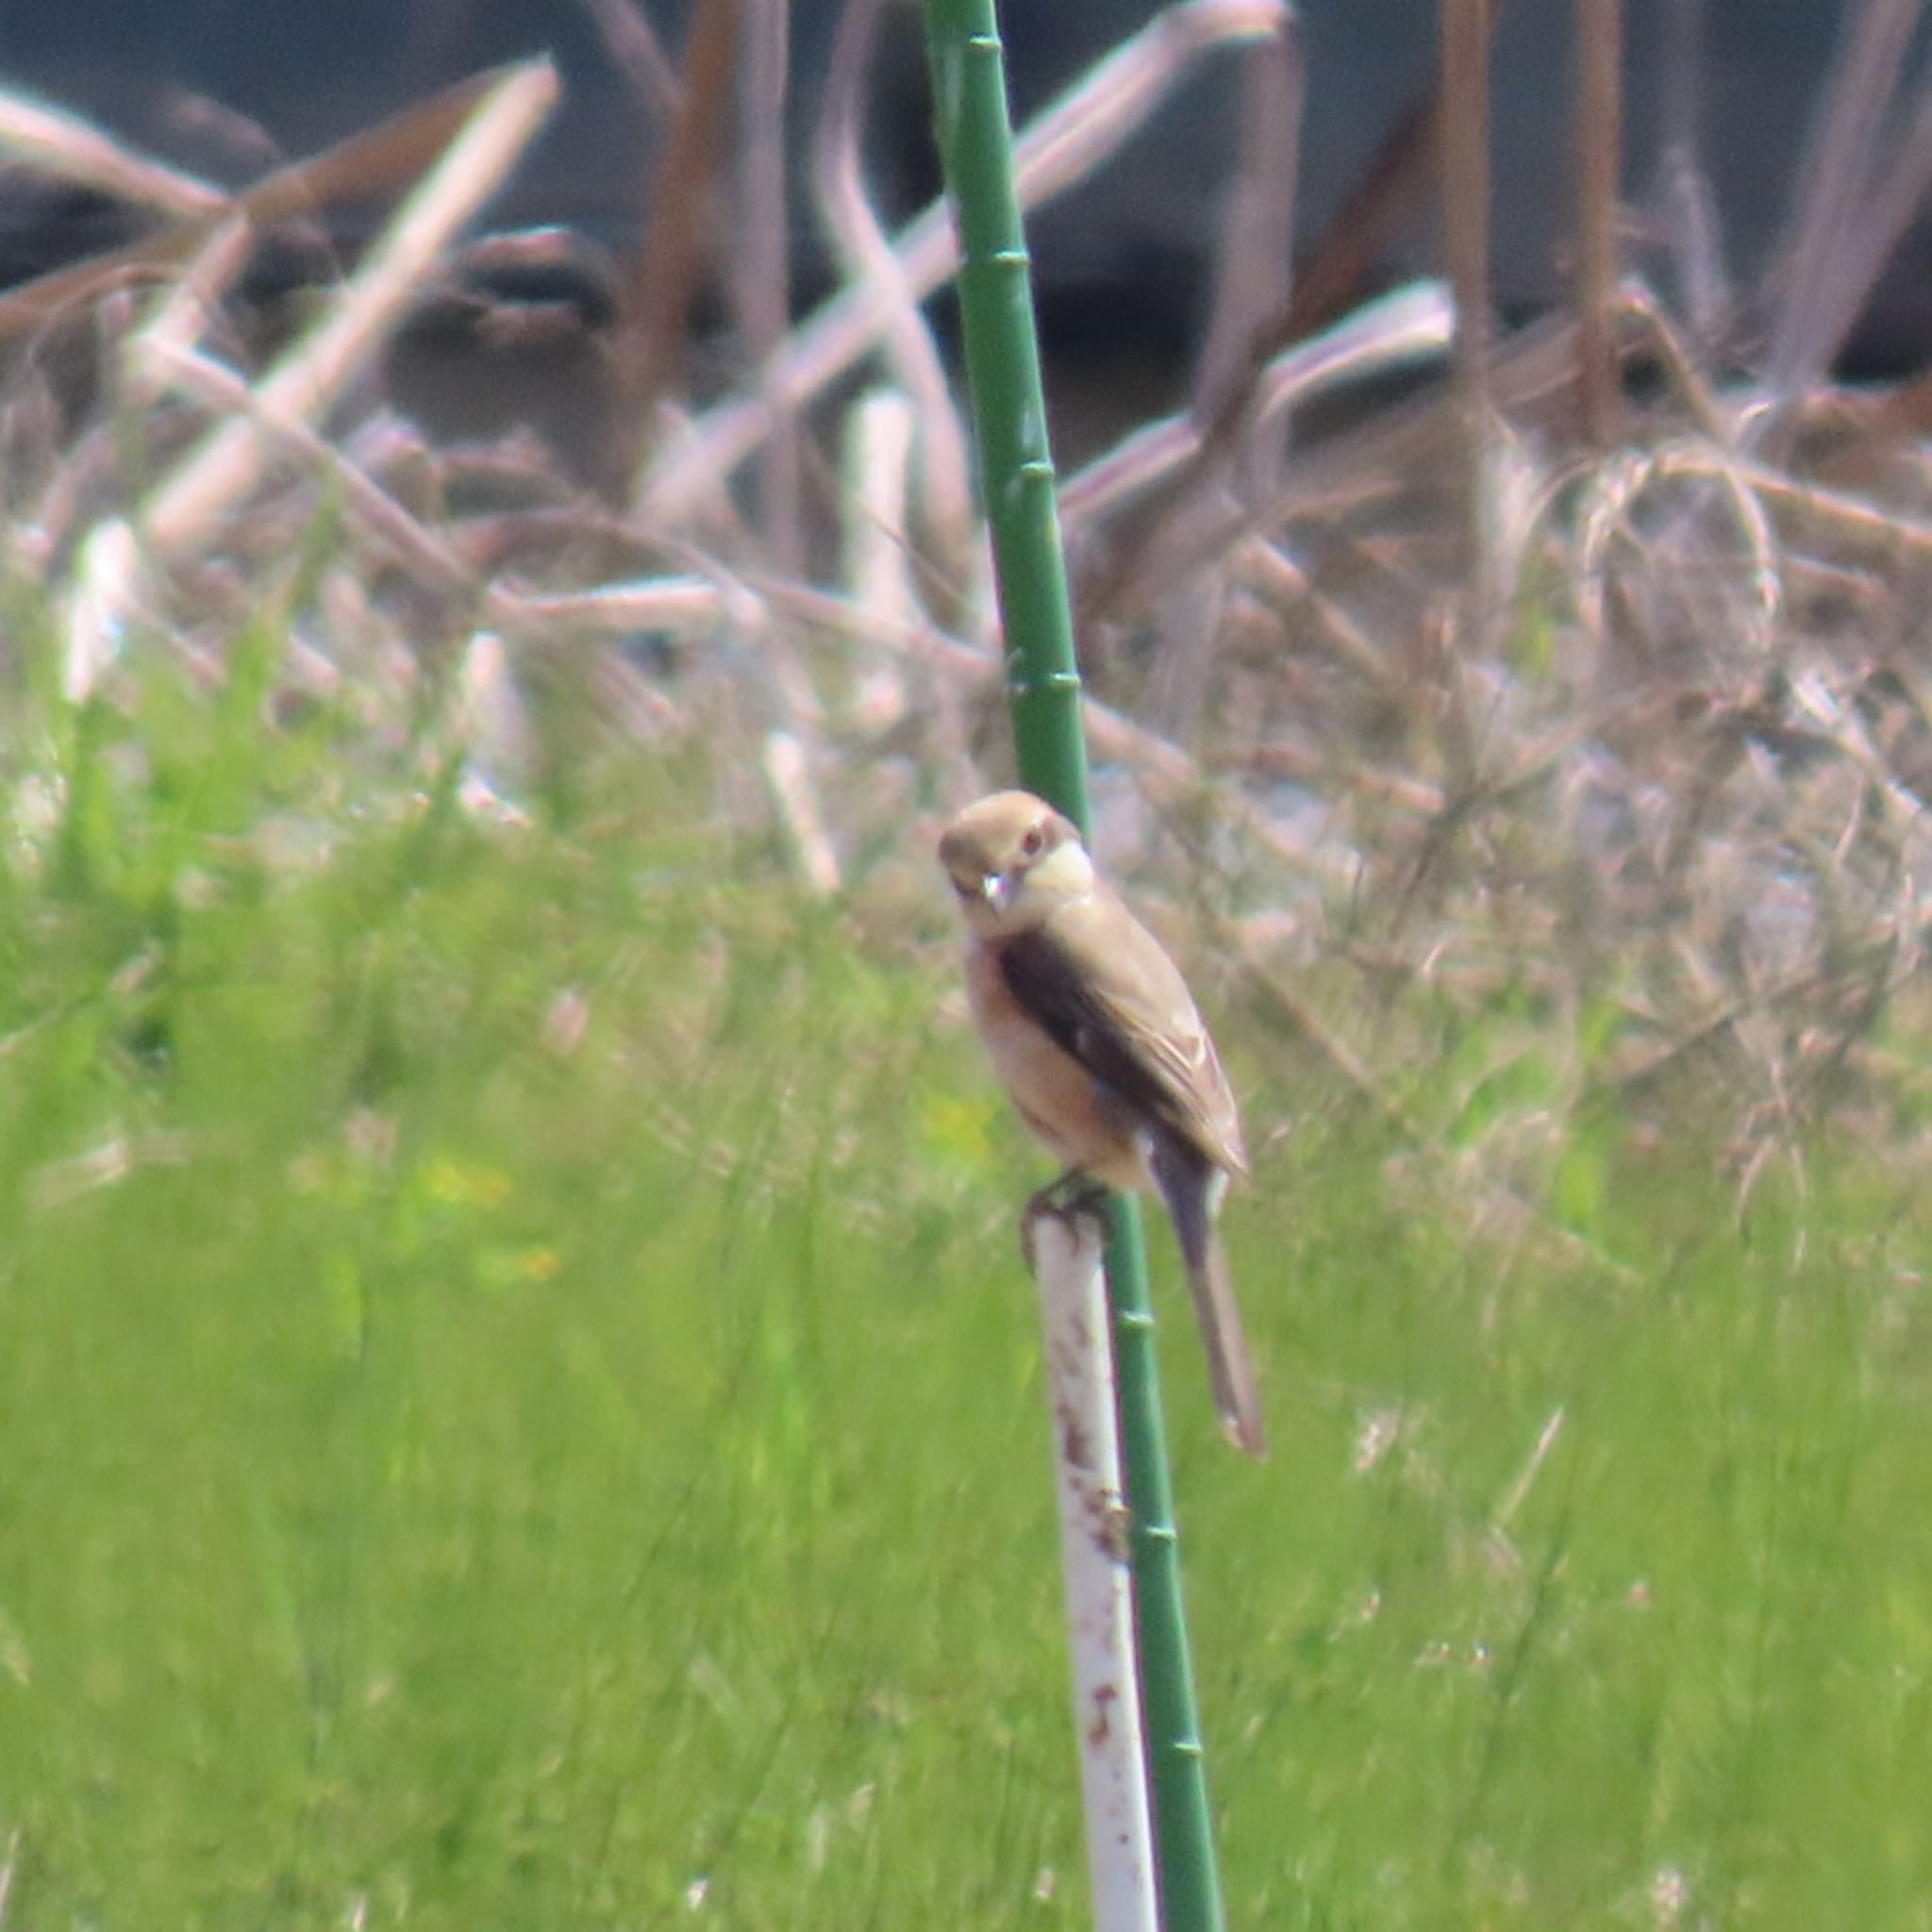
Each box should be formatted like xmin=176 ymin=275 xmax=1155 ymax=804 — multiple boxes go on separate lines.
xmin=6 ymin=667 xmax=1932 ymax=1928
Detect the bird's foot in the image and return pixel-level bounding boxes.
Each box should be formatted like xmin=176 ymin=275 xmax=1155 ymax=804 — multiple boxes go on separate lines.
xmin=1020 ymin=1173 xmax=1110 ymax=1274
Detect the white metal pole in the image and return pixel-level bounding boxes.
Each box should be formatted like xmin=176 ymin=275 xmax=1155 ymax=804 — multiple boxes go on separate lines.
xmin=1029 ymin=1208 xmax=1159 ymax=1932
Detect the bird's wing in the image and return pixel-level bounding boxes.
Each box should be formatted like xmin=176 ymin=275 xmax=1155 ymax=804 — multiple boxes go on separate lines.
xmin=998 ymin=886 xmax=1247 ymax=1175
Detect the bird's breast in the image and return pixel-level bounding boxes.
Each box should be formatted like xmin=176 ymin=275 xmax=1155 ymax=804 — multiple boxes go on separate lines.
xmin=963 ymin=937 xmax=1148 ymax=1191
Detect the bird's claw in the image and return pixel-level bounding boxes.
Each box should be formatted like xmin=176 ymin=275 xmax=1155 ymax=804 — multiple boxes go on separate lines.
xmin=1019 ymin=1174 xmax=1110 ymax=1274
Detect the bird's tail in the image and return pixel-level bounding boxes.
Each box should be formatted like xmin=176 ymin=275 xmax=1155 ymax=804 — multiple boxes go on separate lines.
xmin=1150 ymin=1137 xmax=1266 ymax=1457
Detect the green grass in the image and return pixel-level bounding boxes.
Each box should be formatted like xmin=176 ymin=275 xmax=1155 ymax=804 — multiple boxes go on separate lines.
xmin=6 ymin=675 xmax=1932 ymax=1927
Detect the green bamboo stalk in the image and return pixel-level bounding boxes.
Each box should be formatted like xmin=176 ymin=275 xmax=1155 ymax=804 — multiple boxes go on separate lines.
xmin=923 ymin=7 xmax=1088 ymax=823
xmin=1103 ymin=1199 xmax=1224 ymax=1932
xmin=918 ymin=8 xmax=1228 ymax=1930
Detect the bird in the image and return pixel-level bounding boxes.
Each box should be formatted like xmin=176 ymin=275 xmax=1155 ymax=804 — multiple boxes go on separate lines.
xmin=938 ymin=789 xmax=1264 ymax=1457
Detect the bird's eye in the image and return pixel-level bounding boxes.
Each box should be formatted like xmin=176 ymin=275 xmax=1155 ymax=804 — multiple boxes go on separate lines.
xmin=1020 ymin=826 xmax=1045 ymax=858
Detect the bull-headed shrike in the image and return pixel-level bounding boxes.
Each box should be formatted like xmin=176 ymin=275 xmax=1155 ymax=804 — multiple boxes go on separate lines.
xmin=939 ymin=790 xmax=1264 ymax=1457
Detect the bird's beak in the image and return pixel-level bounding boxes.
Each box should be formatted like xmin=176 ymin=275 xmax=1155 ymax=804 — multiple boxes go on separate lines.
xmin=944 ymin=861 xmax=1012 ymax=914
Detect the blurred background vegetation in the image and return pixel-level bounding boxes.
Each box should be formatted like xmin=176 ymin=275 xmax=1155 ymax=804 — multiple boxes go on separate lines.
xmin=9 ymin=648 xmax=1932 ymax=1927
xmin=10 ymin=1 xmax=1932 ymax=1926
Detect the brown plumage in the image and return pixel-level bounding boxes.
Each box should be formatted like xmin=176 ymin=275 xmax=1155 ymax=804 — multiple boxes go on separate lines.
xmin=939 ymin=791 xmax=1264 ymax=1457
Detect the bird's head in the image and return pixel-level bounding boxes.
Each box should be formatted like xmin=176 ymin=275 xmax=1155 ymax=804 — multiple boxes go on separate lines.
xmin=938 ymin=791 xmax=1094 ymax=935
